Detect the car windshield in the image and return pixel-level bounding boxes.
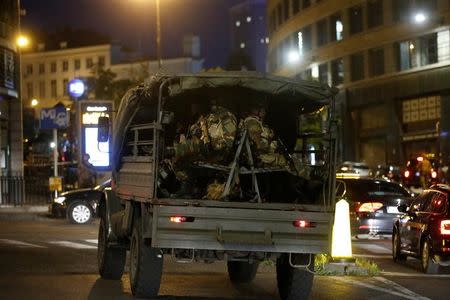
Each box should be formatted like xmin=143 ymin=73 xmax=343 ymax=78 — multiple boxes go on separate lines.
xmin=344 ymin=180 xmax=410 ymax=200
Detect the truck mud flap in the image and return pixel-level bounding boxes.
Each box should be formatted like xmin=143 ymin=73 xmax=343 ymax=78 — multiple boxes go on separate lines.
xmin=151 ymin=205 xmax=332 ymax=254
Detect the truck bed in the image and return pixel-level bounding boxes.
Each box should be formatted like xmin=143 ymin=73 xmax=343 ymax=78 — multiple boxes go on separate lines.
xmin=151 ymin=199 xmax=332 ymax=254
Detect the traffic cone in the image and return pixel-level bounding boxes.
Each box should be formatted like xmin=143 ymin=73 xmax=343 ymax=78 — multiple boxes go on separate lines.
xmin=331 ymin=199 xmax=354 ymax=261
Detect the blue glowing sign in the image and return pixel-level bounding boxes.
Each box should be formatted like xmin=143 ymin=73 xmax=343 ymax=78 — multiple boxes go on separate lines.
xmin=68 ymin=79 xmax=85 ymax=98
xmin=40 ymin=106 xmax=69 ymax=129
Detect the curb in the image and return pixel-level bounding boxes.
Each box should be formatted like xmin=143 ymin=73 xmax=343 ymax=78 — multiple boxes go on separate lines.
xmin=0 ymin=212 xmax=53 ymax=222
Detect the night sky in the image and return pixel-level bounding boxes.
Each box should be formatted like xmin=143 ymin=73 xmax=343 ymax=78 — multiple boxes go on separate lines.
xmin=21 ymin=0 xmax=242 ymax=68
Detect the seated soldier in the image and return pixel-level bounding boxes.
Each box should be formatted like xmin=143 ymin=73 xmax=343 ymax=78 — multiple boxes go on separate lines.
xmin=242 ymin=104 xmax=287 ymax=169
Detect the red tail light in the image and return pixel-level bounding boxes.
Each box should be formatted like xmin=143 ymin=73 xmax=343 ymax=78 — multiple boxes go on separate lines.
xmin=357 ymin=202 xmax=383 ymax=213
xmin=441 ymin=220 xmax=450 ymax=235
xmin=293 ymin=220 xmax=315 ymax=228
xmin=404 ymin=170 xmax=410 ymax=178
xmin=169 ymin=216 xmax=195 ymax=223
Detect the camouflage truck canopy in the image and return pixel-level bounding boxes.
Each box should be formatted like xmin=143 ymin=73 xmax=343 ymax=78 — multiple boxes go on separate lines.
xmin=113 ymin=72 xmax=337 ymax=169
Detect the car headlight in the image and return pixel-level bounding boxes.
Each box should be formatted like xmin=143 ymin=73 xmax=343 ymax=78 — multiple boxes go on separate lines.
xmin=53 ymin=196 xmax=66 ymax=204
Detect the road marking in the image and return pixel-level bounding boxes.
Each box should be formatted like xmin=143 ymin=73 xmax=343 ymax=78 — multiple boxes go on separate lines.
xmin=84 ymin=239 xmax=98 ymax=244
xmin=0 ymin=239 xmax=46 ymax=248
xmin=49 ymin=241 xmax=97 ymax=249
xmin=381 ymin=271 xmax=450 ymax=278
xmin=354 ymin=243 xmax=391 ymax=254
xmin=374 ymin=277 xmax=431 ymax=300
xmin=334 ymin=277 xmax=428 ymax=300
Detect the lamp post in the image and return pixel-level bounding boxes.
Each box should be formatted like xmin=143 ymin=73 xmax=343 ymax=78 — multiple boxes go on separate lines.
xmin=156 ymin=0 xmax=162 ymax=69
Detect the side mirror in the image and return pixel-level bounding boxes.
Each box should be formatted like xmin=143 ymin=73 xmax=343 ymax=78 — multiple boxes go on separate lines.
xmin=335 ymin=180 xmax=346 ymax=199
xmin=397 ymin=204 xmax=408 ymax=213
xmin=161 ymin=111 xmax=174 ymax=125
xmin=98 ymin=116 xmax=110 ymax=142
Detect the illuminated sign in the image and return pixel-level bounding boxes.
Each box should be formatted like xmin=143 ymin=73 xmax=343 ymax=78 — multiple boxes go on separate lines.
xmin=86 ymin=106 xmax=108 ymax=112
xmin=84 ymin=128 xmax=109 ymax=167
xmin=82 ymin=112 xmax=110 ymax=125
xmin=68 ymin=79 xmax=85 ymax=98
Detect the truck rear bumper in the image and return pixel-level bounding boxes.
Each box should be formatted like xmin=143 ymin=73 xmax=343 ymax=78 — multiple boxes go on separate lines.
xmin=151 ymin=205 xmax=332 ymax=254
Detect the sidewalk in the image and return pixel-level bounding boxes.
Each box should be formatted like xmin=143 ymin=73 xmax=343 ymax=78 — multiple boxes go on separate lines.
xmin=0 ymin=205 xmax=51 ymax=221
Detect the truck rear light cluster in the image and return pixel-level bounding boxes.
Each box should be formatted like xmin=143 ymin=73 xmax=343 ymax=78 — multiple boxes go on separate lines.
xmin=357 ymin=202 xmax=383 ymax=213
xmin=292 ymin=220 xmax=315 ymax=228
xmin=440 ymin=220 xmax=450 ymax=235
xmin=169 ymin=216 xmax=195 ymax=223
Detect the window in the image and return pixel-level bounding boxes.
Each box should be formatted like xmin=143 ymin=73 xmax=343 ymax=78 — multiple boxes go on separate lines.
xmin=63 ymin=79 xmax=68 ymax=96
xmin=317 ymin=18 xmax=328 ymax=47
xmin=302 ymin=0 xmax=310 ymax=9
xmin=39 ymin=63 xmax=45 ymax=74
xmin=398 ymin=40 xmax=415 ymax=70
xmin=26 ymin=82 xmax=33 ymax=98
xmin=277 ymin=3 xmax=283 ymax=26
xmin=350 ymin=52 xmax=364 ymax=81
xmin=25 ymin=64 xmax=33 ymax=75
xmin=331 ymin=58 xmax=344 ymax=86
xmin=39 ymin=81 xmax=45 ymax=98
xmin=62 ymin=60 xmax=68 ymax=72
xmin=74 ymin=59 xmax=81 ymax=70
xmin=402 ymin=96 xmax=441 ymax=124
xmin=420 ymin=33 xmax=438 ymax=66
xmin=51 ymin=80 xmax=57 ymax=97
xmin=283 ymin=0 xmax=289 ymax=21
xmin=410 ymin=191 xmax=434 ymax=212
xmin=438 ymin=30 xmax=450 ymax=62
xmin=50 ymin=62 xmax=56 ymax=73
xmin=349 ymin=5 xmax=363 ymax=35
xmin=292 ymin=0 xmax=300 ymax=15
xmin=426 ymin=193 xmax=448 ymax=214
xmin=98 ymin=56 xmax=105 ymax=67
xmin=330 ymin=14 xmax=343 ymax=42
xmin=318 ymin=63 xmax=328 ymax=84
xmin=300 ymin=26 xmax=312 ymax=52
xmin=367 ymin=0 xmax=383 ymax=28
xmin=86 ymin=58 xmax=93 ymax=68
xmin=392 ymin=0 xmax=411 ymax=23
xmin=369 ymin=48 xmax=385 ymax=77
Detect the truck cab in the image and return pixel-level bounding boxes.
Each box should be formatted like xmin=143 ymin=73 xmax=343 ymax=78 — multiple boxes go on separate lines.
xmin=97 ymin=72 xmax=338 ymax=300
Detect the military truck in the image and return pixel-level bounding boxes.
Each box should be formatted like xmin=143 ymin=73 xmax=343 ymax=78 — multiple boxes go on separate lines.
xmin=97 ymin=73 xmax=338 ymax=300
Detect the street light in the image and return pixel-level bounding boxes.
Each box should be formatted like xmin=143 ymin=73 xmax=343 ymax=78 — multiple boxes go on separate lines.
xmin=16 ymin=35 xmax=29 ymax=48
xmin=287 ymin=50 xmax=300 ymax=63
xmin=414 ymin=12 xmax=427 ymax=24
xmin=31 ymin=98 xmax=38 ymax=107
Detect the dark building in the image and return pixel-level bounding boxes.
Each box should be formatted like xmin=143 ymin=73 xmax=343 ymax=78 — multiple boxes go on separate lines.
xmin=0 ymin=0 xmax=24 ymax=195
xmin=267 ymin=0 xmax=450 ymax=168
xmin=230 ymin=0 xmax=268 ymax=72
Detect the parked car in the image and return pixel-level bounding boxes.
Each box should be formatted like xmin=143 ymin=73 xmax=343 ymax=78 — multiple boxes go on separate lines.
xmin=49 ymin=179 xmax=111 ymax=224
xmin=339 ymin=161 xmax=372 ymax=177
xmin=336 ymin=177 xmax=413 ymax=237
xmin=392 ymin=184 xmax=450 ymax=273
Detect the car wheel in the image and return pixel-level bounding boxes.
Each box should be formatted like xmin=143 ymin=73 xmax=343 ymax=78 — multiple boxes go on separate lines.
xmin=68 ymin=201 xmax=93 ymax=224
xmin=421 ymin=240 xmax=440 ymax=274
xmin=276 ymin=253 xmax=314 ymax=300
xmin=392 ymin=230 xmax=407 ymax=262
xmin=227 ymin=261 xmax=259 ymax=283
xmin=130 ymin=216 xmax=163 ymax=298
xmin=98 ymin=216 xmax=126 ymax=279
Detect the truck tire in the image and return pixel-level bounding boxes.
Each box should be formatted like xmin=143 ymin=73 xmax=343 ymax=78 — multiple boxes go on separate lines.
xmin=276 ymin=253 xmax=314 ymax=300
xmin=98 ymin=217 xmax=126 ymax=279
xmin=227 ymin=261 xmax=259 ymax=283
xmin=130 ymin=217 xmax=163 ymax=298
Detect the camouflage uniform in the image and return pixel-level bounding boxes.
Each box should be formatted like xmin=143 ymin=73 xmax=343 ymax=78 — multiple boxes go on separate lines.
xmin=243 ymin=115 xmax=287 ymax=168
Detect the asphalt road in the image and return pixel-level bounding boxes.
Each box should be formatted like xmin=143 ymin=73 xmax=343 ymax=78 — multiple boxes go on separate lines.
xmin=0 ymin=218 xmax=449 ymax=300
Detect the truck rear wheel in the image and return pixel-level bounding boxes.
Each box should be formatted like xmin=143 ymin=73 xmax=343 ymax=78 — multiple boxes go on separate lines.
xmin=227 ymin=261 xmax=259 ymax=283
xmin=129 ymin=217 xmax=163 ymax=298
xmin=276 ymin=253 xmax=314 ymax=300
xmin=98 ymin=217 xmax=126 ymax=279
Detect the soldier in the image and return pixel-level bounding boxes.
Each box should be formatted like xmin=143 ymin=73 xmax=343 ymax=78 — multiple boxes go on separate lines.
xmin=242 ymin=104 xmax=287 ymax=168
xmin=77 ymin=154 xmax=96 ymax=188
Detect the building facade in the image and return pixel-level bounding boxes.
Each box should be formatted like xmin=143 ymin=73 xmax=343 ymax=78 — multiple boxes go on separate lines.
xmin=0 ymin=0 xmax=24 ymax=182
xmin=268 ymin=0 xmax=450 ymax=167
xmin=22 ymin=42 xmax=204 ymax=110
xmin=230 ymin=0 xmax=269 ymax=72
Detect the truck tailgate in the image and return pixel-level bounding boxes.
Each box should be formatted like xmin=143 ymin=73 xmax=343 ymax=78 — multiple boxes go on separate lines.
xmin=151 ymin=205 xmax=332 ymax=254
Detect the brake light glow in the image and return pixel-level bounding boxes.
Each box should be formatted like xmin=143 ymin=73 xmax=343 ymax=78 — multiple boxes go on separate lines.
xmin=404 ymin=170 xmax=410 ymax=178
xmin=293 ymin=220 xmax=315 ymax=228
xmin=357 ymin=202 xmax=383 ymax=213
xmin=169 ymin=216 xmax=195 ymax=223
xmin=440 ymin=220 xmax=450 ymax=235
xmin=431 ymin=170 xmax=437 ymax=179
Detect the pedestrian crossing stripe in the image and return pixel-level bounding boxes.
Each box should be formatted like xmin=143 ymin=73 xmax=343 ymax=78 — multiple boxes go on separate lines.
xmin=0 ymin=239 xmax=98 ymax=250
xmin=49 ymin=241 xmax=97 ymax=249
xmin=0 ymin=239 xmax=45 ymax=248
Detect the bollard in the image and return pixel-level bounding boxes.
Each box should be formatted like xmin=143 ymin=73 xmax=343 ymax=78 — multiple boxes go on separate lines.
xmin=331 ymin=199 xmax=353 ymax=260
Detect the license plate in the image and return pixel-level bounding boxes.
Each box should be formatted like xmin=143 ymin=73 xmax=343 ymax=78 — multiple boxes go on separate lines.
xmin=387 ymin=206 xmax=399 ymax=214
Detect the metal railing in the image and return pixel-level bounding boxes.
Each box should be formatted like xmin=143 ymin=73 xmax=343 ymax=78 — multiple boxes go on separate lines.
xmin=0 ymin=176 xmax=25 ymax=206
